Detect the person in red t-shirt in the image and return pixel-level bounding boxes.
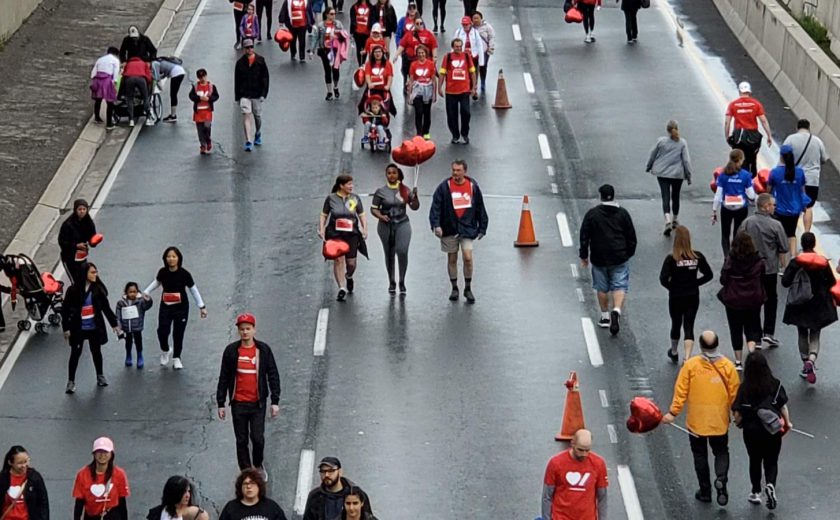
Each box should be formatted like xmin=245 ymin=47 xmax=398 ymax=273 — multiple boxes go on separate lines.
xmin=72 ymin=437 xmax=130 ymax=520
xmin=1 ymin=446 xmax=50 ymax=520
xmin=725 ymin=81 xmax=773 ymax=177
xmin=350 ymin=0 xmax=373 ymax=65
xmin=279 ymin=0 xmax=315 ymax=62
xmin=542 ymin=429 xmax=608 ymax=520
xmin=188 ymin=69 xmax=220 ymax=154
xmin=408 ymin=45 xmax=437 ymax=138
xmin=217 ymin=313 xmax=282 ymax=473
xmin=438 ymin=38 xmax=475 ymax=144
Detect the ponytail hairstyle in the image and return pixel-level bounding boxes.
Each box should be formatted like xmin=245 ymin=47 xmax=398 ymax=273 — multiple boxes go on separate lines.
xmin=331 ymin=174 xmax=354 ymax=194
xmin=782 ymin=148 xmax=796 ymax=182
xmin=724 ymin=149 xmax=745 ymax=175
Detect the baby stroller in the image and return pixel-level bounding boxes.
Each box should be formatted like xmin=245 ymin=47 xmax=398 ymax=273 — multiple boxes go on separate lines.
xmin=360 ymin=96 xmax=392 ymax=153
xmin=0 ymin=254 xmax=64 ymax=333
xmin=110 ymin=74 xmax=162 ymax=126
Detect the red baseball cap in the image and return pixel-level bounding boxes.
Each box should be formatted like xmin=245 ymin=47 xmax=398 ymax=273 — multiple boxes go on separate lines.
xmin=236 ymin=313 xmax=256 ymax=327
xmin=461 ymin=16 xmax=471 ymax=25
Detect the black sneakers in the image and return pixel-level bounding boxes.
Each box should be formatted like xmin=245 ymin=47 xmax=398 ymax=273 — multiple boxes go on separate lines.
xmin=715 ymin=478 xmax=728 ymax=506
xmin=609 ymin=310 xmax=620 ymax=335
xmin=346 ymin=277 xmax=354 ymax=293
xmin=464 ymin=288 xmax=475 ymax=304
xmin=449 ymin=287 xmax=459 ymax=301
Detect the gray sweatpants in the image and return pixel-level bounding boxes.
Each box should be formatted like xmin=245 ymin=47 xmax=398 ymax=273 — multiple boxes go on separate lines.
xmin=377 ymin=219 xmax=412 ymax=284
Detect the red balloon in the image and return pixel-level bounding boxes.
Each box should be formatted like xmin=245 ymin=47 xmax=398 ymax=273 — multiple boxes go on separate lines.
xmin=274 ymin=28 xmax=293 ymax=51
xmin=565 ymin=7 xmax=583 ymax=23
xmin=391 ymin=136 xmax=436 ymax=166
xmin=89 ymin=233 xmax=104 ymax=247
xmin=709 ymin=166 xmax=723 ymax=194
xmin=626 ymin=397 xmax=663 ymax=434
xmin=322 ymin=239 xmax=350 ymax=260
xmin=753 ymin=168 xmax=770 ymax=194
xmin=353 ymin=67 xmax=366 ymax=88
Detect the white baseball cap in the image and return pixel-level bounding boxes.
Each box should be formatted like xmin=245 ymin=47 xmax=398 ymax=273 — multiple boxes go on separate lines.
xmin=371 ymin=23 xmax=383 ymax=33
xmin=738 ymin=81 xmax=751 ymax=93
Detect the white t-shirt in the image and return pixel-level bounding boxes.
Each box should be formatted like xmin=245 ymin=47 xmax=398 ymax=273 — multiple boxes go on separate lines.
xmin=783 ymin=131 xmax=829 ymax=186
xmin=91 ymin=54 xmax=120 ymax=79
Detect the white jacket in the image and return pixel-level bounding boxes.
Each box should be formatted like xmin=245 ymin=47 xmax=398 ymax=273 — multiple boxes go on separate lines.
xmin=451 ymin=26 xmax=486 ymax=66
xmin=90 ymin=53 xmax=120 ymax=79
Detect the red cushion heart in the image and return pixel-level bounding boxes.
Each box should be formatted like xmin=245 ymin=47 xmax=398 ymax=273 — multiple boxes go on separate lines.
xmin=753 ymin=168 xmax=769 ymax=194
xmin=625 ymin=397 xmax=663 ymax=434
xmin=709 ymin=166 xmax=723 ymax=194
xmin=392 ymin=136 xmax=436 ymax=166
xmin=274 ymin=29 xmax=293 ymax=51
xmin=89 ymin=233 xmax=104 ymax=247
xmin=353 ymin=67 xmax=366 ymax=88
xmin=322 ymin=239 xmax=350 ymax=260
xmin=565 ymin=7 xmax=583 ymax=23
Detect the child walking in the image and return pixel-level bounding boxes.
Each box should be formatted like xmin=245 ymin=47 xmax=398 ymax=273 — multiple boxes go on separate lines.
xmin=188 ymin=68 xmax=220 ymax=154
xmin=115 ymin=282 xmax=153 ymax=368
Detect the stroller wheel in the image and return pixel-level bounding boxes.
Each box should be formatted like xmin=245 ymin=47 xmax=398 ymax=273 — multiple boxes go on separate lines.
xmin=34 ymin=323 xmax=45 ymax=334
xmin=48 ymin=313 xmax=61 ymax=326
xmin=17 ymin=320 xmax=31 ymax=331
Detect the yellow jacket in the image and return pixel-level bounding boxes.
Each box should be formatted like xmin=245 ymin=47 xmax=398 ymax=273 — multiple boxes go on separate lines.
xmin=669 ymin=354 xmax=740 ymax=436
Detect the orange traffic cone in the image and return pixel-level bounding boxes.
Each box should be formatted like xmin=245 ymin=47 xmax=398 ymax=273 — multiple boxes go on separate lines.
xmin=555 ymin=372 xmax=586 ymax=441
xmin=492 ymin=69 xmax=512 ymax=109
xmin=514 ymin=195 xmax=539 ymax=247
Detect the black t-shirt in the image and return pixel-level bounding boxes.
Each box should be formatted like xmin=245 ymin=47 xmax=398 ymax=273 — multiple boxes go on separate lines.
xmin=219 ymin=499 xmax=287 ymax=520
xmin=155 ymin=267 xmax=195 ymax=311
xmin=733 ymin=382 xmax=788 ymax=434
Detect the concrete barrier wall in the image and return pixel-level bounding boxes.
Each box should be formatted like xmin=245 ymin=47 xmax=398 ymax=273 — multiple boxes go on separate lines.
xmin=713 ymin=0 xmax=840 ymax=163
xmin=783 ymin=0 xmax=840 ymax=68
xmin=0 ymin=0 xmax=43 ymax=42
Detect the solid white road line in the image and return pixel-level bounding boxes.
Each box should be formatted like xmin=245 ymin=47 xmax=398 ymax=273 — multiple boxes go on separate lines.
xmin=174 ymin=0 xmax=209 ymax=56
xmin=538 ymin=133 xmax=552 ymax=159
xmin=91 ymin=125 xmax=143 ymax=214
xmin=342 ymin=128 xmax=354 ymax=153
xmin=617 ymin=465 xmax=645 ymax=520
xmin=313 ymin=308 xmax=329 ymax=356
xmin=556 ymin=212 xmax=572 ymax=247
xmin=512 ymin=24 xmax=522 ymax=41
xmin=607 ymin=424 xmax=618 ymax=444
xmin=569 ymin=263 xmax=579 ymax=279
xmin=580 ymin=317 xmax=604 ymax=367
xmin=599 ymin=389 xmax=608 ymax=408
xmin=294 ymin=449 xmax=315 ymax=514
xmin=523 ymin=72 xmax=535 ymax=93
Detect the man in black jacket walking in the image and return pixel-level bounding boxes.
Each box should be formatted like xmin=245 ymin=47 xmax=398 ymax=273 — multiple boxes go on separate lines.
xmin=234 ymin=39 xmax=270 ymax=152
xmin=217 ymin=313 xmax=281 ymax=473
xmin=57 ymin=199 xmax=97 ymax=286
xmin=579 ymin=184 xmax=637 ymax=335
xmin=303 ymin=457 xmax=373 ymax=520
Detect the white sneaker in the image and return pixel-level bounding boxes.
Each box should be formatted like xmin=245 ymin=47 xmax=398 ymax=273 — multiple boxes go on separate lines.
xmin=748 ymin=492 xmax=762 ymax=504
xmin=145 ymin=118 xmax=155 ymax=126
xmin=129 ymin=120 xmax=136 ymax=127
xmin=160 ymin=351 xmax=171 ymax=366
xmin=173 ymin=358 xmax=184 ymax=370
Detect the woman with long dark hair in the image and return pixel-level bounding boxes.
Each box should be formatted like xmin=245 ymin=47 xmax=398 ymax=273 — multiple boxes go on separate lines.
xmin=781 ymin=232 xmax=837 ymax=384
xmin=712 ymin=148 xmax=755 ymax=256
xmin=371 ymin=164 xmax=420 ymax=294
xmin=0 ymin=446 xmax=49 ymax=520
xmin=334 ymin=486 xmax=378 ymax=520
xmin=72 ymin=437 xmax=129 ymax=520
xmin=350 ymin=0 xmax=373 ymax=65
xmin=319 ymin=175 xmax=369 ymax=301
xmin=62 ymin=262 xmax=121 ymax=394
xmin=144 ymin=247 xmax=207 ymax=370
xmin=732 ymin=351 xmax=790 ymax=510
xmin=147 ymin=476 xmax=208 ymax=520
xmin=659 ymin=226 xmax=712 ymax=363
xmin=768 ymin=143 xmax=810 ymax=256
xmin=407 ymin=45 xmax=437 ymax=138
xmin=362 ymin=46 xmax=394 ymax=115
xmin=311 ymin=7 xmax=345 ymax=100
xmin=719 ymin=231 xmax=765 ymax=369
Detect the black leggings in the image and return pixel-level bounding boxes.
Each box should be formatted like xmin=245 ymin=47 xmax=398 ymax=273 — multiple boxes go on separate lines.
xmin=68 ymin=330 xmax=103 ymax=381
xmin=93 ymin=99 xmax=114 ymax=124
xmin=668 ymin=293 xmax=698 ymax=341
xmin=256 ymin=0 xmax=273 ymax=38
xmin=169 ymin=74 xmax=185 ymax=107
xmin=462 ymin=0 xmax=477 ymax=16
xmin=579 ymin=3 xmax=595 ymax=33
xmin=157 ymin=307 xmax=188 ymax=358
xmin=290 ymin=26 xmax=307 ymax=58
xmin=319 ymin=50 xmax=340 ymax=84
xmin=725 ymin=306 xmax=761 ymax=352
xmin=234 ymin=8 xmax=246 ymax=43
xmin=353 ymin=32 xmax=368 ymax=65
xmin=720 ymin=205 xmax=748 ymax=257
xmin=432 ymin=0 xmax=446 ymax=27
xmin=657 ymin=177 xmax=683 ymax=216
xmin=623 ymin=8 xmax=638 ymax=40
xmin=413 ymin=96 xmax=432 ymax=135
xmin=743 ymin=429 xmax=781 ymax=493
xmin=125 ymin=331 xmax=143 ymax=356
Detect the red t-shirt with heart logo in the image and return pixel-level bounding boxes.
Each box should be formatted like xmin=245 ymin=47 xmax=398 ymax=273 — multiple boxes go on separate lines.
xmin=72 ymin=466 xmax=130 ymax=517
xmin=543 ymin=449 xmax=608 ymax=520
xmin=3 ymin=473 xmax=27 ymax=520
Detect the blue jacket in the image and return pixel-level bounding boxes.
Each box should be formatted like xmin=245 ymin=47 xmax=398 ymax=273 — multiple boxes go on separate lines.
xmin=768 ymin=165 xmax=810 ymax=216
xmin=115 ymin=295 xmax=153 ymax=332
xmin=429 ymin=176 xmax=489 ymax=239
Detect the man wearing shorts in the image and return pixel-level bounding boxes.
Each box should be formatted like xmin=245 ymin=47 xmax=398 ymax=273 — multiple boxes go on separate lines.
xmin=579 ymin=184 xmax=637 ymax=335
xmin=234 ymin=39 xmax=270 ymax=152
xmin=429 ymin=160 xmax=488 ymax=303
xmin=783 ymin=119 xmax=829 ymax=232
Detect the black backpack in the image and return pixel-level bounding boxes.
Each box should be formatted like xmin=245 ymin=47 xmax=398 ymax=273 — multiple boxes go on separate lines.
xmin=786 ymin=268 xmax=813 ymax=305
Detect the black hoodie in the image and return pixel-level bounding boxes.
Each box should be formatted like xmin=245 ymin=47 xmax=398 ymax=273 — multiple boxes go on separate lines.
xmin=57 ymin=213 xmax=96 ymax=264
xmin=579 ymin=203 xmax=637 ymax=266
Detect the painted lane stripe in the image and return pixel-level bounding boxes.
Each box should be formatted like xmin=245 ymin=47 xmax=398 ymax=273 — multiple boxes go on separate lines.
xmin=617 ymin=465 xmax=645 ymax=520
xmin=512 ymin=24 xmax=522 ymax=41
xmin=550 ymin=182 xmax=558 ymax=194
xmin=313 ymin=308 xmax=329 ymax=356
xmin=576 ymin=288 xmax=584 ymax=302
xmin=556 ymin=212 xmax=573 ymax=247
xmin=293 ymin=449 xmax=315 ymax=514
xmin=599 ymin=389 xmax=608 ymax=408
xmin=523 ymin=72 xmax=535 ymax=93
xmin=174 ymin=0 xmax=209 ymax=56
xmin=538 ymin=133 xmax=552 ymax=159
xmin=569 ymin=263 xmax=578 ymax=279
xmin=607 ymin=424 xmax=618 ymax=444
xmin=342 ymin=128 xmax=354 ymax=153
xmin=580 ymin=317 xmax=604 ymax=367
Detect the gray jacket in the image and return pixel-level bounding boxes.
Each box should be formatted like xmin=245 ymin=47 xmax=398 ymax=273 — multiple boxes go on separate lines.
xmin=646 ymin=136 xmax=692 ymax=181
xmin=115 ymin=295 xmax=154 ymax=332
xmin=739 ymin=211 xmax=788 ymax=274
xmin=475 ymin=20 xmax=496 ymax=53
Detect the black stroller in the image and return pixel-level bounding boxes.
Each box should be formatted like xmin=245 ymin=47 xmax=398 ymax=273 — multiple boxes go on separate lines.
xmin=111 ymin=74 xmax=163 ymax=126
xmin=0 ymin=254 xmax=64 ymax=333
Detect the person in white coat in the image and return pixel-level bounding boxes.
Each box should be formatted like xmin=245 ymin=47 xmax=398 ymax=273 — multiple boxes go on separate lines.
xmin=452 ymin=15 xmax=484 ymax=99
xmin=89 ymin=47 xmax=120 ymax=129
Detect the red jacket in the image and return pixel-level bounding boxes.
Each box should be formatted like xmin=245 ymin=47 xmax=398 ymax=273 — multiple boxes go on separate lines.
xmin=123 ymin=58 xmax=151 ymax=82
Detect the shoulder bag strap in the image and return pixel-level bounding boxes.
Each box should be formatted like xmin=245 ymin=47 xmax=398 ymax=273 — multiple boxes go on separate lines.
xmin=99 ymin=478 xmax=113 ymax=520
xmin=0 ymin=479 xmax=27 ymax=520
xmin=771 ymin=381 xmax=782 ymax=406
xmin=795 ymin=134 xmax=813 ymax=166
xmin=703 ymin=355 xmax=731 ymax=401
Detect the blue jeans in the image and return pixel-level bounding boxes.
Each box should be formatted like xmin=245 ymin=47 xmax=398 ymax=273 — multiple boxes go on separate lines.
xmin=591 ymin=262 xmax=630 ymax=293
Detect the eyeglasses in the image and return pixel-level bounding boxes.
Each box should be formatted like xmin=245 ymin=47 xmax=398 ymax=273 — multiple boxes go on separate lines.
xmin=241 ymin=480 xmax=257 ymax=487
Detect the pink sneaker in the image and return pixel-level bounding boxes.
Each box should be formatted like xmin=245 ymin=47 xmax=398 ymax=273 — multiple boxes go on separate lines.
xmin=803 ymin=360 xmax=816 ymax=384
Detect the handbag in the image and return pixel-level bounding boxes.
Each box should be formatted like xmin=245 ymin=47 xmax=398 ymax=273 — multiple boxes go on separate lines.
xmin=565 ymin=7 xmax=583 ymax=24
xmin=757 ymin=383 xmax=784 ymax=434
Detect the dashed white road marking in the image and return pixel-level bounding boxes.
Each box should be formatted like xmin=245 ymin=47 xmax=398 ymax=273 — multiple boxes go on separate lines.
xmin=546 ymin=165 xmax=555 ymax=177
xmin=617 ymin=465 xmax=645 ymax=520
xmin=523 ymin=72 xmax=535 ymax=93
xmin=556 ymin=212 xmax=573 ymax=247
xmin=342 ymin=128 xmax=354 ymax=153
xmin=550 ymin=182 xmax=558 ymax=194
xmin=570 ymin=263 xmax=579 ymax=279
xmin=312 ymin=308 xmax=329 ymax=356
xmin=538 ymin=133 xmax=552 ymax=159
xmin=599 ymin=389 xmax=609 ymax=408
xmin=580 ymin=317 xmax=604 ymax=367
xmin=607 ymin=424 xmax=618 ymax=444
xmin=293 ymin=450 xmax=315 ymax=514
xmin=512 ymin=24 xmax=522 ymax=41
xmin=576 ymin=288 xmax=584 ymax=302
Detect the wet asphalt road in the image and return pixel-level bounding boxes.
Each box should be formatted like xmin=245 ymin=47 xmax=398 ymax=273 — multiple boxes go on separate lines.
xmin=4 ymin=0 xmax=840 ymax=518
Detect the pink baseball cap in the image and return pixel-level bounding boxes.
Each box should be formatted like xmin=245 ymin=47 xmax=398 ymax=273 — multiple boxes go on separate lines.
xmin=92 ymin=437 xmax=114 ymax=453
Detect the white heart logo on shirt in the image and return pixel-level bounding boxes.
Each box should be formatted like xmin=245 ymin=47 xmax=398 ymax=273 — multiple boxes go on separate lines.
xmin=452 ymin=59 xmax=464 ymax=68
xmin=7 ymin=485 xmax=22 ymax=499
xmin=359 ymin=7 xmax=368 ymax=14
xmin=90 ymin=484 xmax=106 ymax=497
xmin=565 ymin=472 xmax=582 ymax=486
xmin=416 ymin=68 xmax=429 ymax=77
